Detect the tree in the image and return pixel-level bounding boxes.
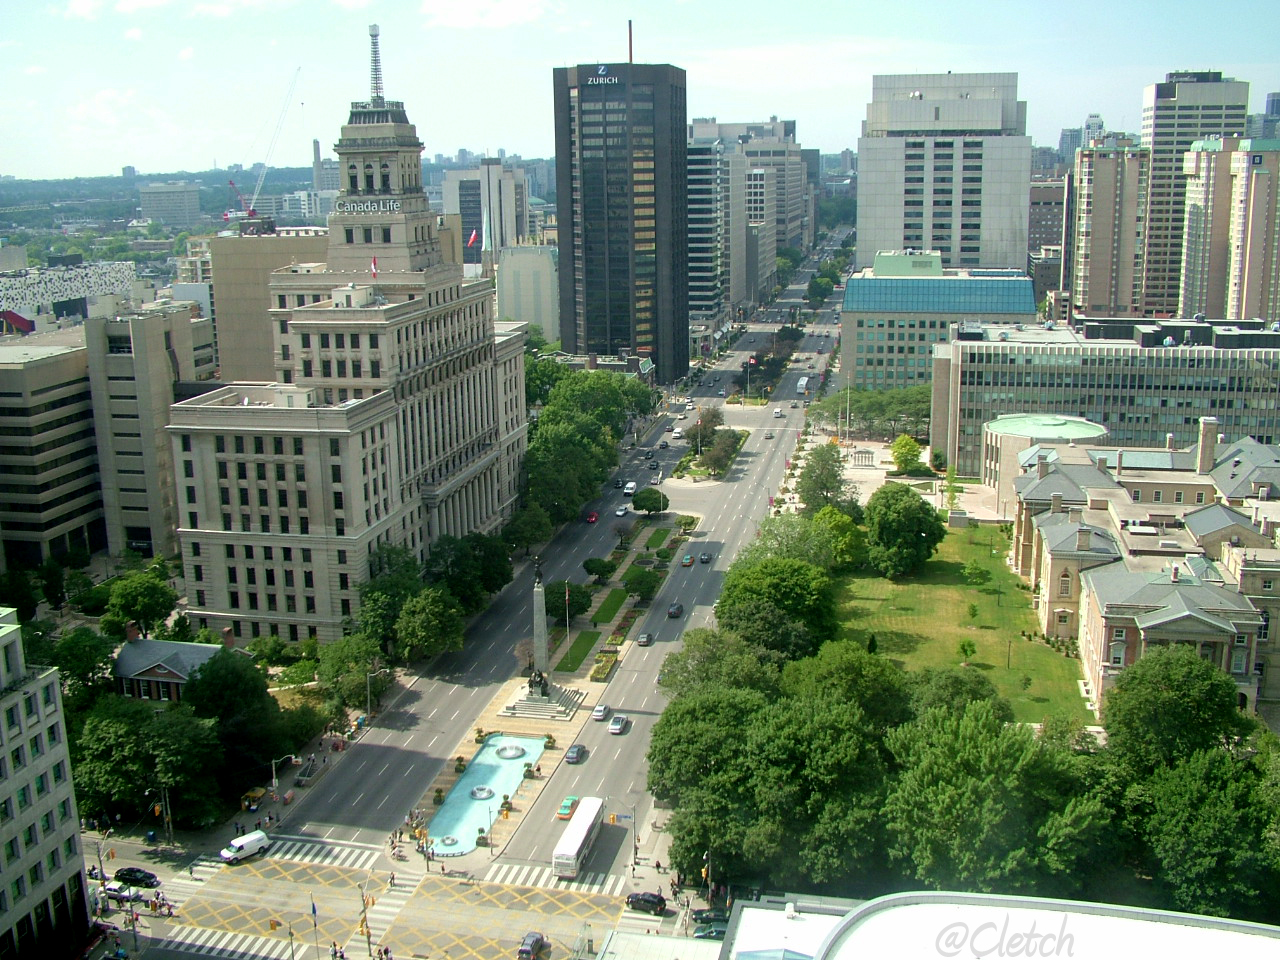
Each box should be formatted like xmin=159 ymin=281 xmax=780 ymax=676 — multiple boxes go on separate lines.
xmin=945 ymin=463 xmax=960 ymax=511
xmin=780 ymin=641 xmax=913 ymax=732
xmin=358 ymin=545 xmax=424 ymax=650
xmin=525 ymin=355 xmax=572 ymax=408
xmin=53 ymin=627 xmax=113 ymax=708
xmin=1103 ymin=644 xmax=1256 ymax=776
xmin=863 ymin=483 xmax=946 ymax=578
xmin=463 ymin=532 xmax=513 ymax=595
xmin=909 ymin=667 xmax=1014 ymax=723
xmin=546 ymin=580 xmax=591 ymax=623
xmin=701 ymin=430 xmax=740 ymax=476
xmin=890 ymin=434 xmax=923 ymax=473
xmin=811 ymin=505 xmax=868 ymax=570
xmin=393 ymin=586 xmax=465 ymax=661
xmin=503 ymin=504 xmax=553 ymax=555
xmin=620 ymin=566 xmax=662 ymax=604
xmin=718 ymin=557 xmax=837 ymax=649
xmin=145 ymin=703 xmax=224 ymax=827
xmin=884 ymin=701 xmax=1107 ymax=895
xmin=317 ymin=633 xmax=387 ymax=709
xmin=797 ymin=442 xmax=855 ymax=515
xmin=102 ymin=570 xmax=178 ymax=638
xmin=1145 ymin=750 xmax=1278 ymax=920
xmin=19 ymin=619 xmax=56 ymax=667
xmin=583 ymin=557 xmax=618 ymax=584
xmin=647 ymin=687 xmax=769 ymax=808
xmin=0 ymin=569 xmax=40 ymax=621
xmin=958 ymin=637 xmax=977 ymax=663
xmin=806 ymin=275 xmax=834 ymax=306
xmin=657 ymin=628 xmax=783 ymax=700
xmin=631 ymin=487 xmax=669 ymax=515
xmin=716 ymin=595 xmax=816 ymax=660
xmin=736 ymin=514 xmax=837 ymax=572
xmin=73 ymin=695 xmax=159 ymax=818
xmin=963 ymin=560 xmax=991 ymax=587
xmin=183 ymin=649 xmax=286 ymax=783
xmin=37 ymin=557 xmax=66 ymax=608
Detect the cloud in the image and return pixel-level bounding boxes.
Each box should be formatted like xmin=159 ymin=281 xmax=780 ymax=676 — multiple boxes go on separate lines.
xmin=178 ymin=46 xmax=194 ymax=60
xmin=25 ymin=65 xmax=48 ymax=76
xmin=419 ymin=0 xmax=553 ymax=30
xmin=191 ymin=0 xmax=296 ymax=16
xmin=331 ymin=0 xmax=371 ymax=8
xmin=63 ymin=0 xmax=105 ymax=19
xmin=124 ymin=27 xmax=143 ymax=39
xmin=115 ymin=0 xmax=169 ymax=11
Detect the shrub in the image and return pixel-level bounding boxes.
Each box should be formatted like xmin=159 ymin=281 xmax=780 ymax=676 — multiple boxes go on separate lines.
xmin=75 ymin=583 xmax=113 ymax=616
xmin=590 ymin=652 xmax=618 ymax=681
xmin=277 ymin=660 xmax=319 ymax=686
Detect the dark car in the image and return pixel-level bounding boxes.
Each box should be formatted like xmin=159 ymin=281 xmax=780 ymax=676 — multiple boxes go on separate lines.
xmin=699 ymin=552 xmax=712 ymax=564
xmin=614 ymin=478 xmax=624 ymax=488
xmin=667 ymin=602 xmax=684 ymax=618
xmin=693 ymin=922 xmax=727 ymax=941
xmin=564 ymin=743 xmax=587 ymax=764
xmin=113 ymin=867 xmax=160 ymax=888
xmin=625 ymin=891 xmax=667 ymax=916
xmin=659 ymin=440 xmax=669 ymax=449
xmin=517 ymin=931 xmax=547 ymax=960
xmin=692 ymin=907 xmax=730 ymax=924
xmin=644 ymin=450 xmax=654 ymax=459
xmin=636 ymin=633 xmax=654 ymax=647
xmin=648 ymin=461 xmax=660 ymax=470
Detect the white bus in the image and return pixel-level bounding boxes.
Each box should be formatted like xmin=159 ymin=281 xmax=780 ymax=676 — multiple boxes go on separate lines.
xmin=551 ymin=795 xmax=604 ymax=879
xmin=797 ymin=376 xmax=809 ymax=396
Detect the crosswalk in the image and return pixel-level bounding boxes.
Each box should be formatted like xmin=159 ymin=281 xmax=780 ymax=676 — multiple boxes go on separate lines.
xmin=156 ymin=924 xmax=300 ymax=959
xmin=479 ymin=861 xmax=628 ymax=897
xmin=265 ymin=837 xmax=383 ymax=872
xmin=351 ymin=868 xmax=424 ymax=951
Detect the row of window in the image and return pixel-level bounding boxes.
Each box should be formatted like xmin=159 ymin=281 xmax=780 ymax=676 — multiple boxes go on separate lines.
xmin=3 ymin=832 xmax=76 ymax=908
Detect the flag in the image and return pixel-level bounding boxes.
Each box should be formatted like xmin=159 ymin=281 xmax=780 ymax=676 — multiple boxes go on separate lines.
xmin=371 ymin=257 xmax=378 ymax=278
xmin=565 ymin=584 xmax=570 ymax=603
xmin=467 ymin=228 xmax=478 ymax=248
xmin=310 ymin=894 xmax=317 ymax=928
xmin=749 ymin=357 xmax=757 ymax=365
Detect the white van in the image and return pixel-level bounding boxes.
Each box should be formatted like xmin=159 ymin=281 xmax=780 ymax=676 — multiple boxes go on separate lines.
xmin=773 ymin=408 xmax=783 ymax=418
xmin=672 ymin=428 xmax=683 ymax=440
xmin=623 ymin=481 xmax=637 ymax=497
xmin=220 ymin=829 xmax=271 ymax=864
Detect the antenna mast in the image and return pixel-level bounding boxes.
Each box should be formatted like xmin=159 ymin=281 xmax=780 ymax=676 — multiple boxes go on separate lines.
xmin=369 ymin=24 xmax=384 ymax=102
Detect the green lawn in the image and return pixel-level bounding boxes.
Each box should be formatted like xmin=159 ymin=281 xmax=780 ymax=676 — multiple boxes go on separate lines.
xmin=836 ymin=529 xmax=1091 ymax=724
xmin=591 ymin=588 xmax=628 ymax=626
xmin=556 ymin=630 xmax=601 ymax=672
xmin=645 ymin=527 xmax=671 ymax=549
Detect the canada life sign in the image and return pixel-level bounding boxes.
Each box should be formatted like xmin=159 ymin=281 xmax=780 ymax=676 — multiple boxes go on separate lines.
xmin=334 ymin=199 xmax=402 ymax=214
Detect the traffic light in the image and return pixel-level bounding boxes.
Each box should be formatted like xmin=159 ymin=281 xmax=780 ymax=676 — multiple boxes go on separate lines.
xmin=108 ymin=849 xmax=116 ymax=860
xmin=609 ymin=813 xmax=617 ymax=825
xmin=701 ymin=867 xmax=708 ymax=880
xmin=269 ymin=919 xmax=279 ymax=931
xmin=501 ymin=809 xmax=509 ymax=820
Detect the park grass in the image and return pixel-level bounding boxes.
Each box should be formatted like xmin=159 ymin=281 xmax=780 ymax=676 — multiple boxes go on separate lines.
xmin=645 ymin=527 xmax=671 ymax=549
xmin=836 ymin=529 xmax=1091 ymax=724
xmin=591 ymin=588 xmax=628 ymax=626
xmin=556 ymin=630 xmax=601 ymax=672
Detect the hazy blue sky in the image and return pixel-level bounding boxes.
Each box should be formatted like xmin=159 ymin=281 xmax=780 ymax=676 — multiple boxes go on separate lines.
xmin=2 ymin=0 xmax=1277 ymax=181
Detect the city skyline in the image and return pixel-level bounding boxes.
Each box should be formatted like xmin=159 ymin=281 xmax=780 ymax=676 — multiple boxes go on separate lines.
xmin=2 ymin=0 xmax=1277 ymax=181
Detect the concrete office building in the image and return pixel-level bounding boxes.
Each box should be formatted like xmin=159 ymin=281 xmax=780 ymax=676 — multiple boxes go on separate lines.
xmin=86 ymin=300 xmax=216 ymax=559
xmin=0 ymin=330 xmax=103 ymax=572
xmin=856 ymin=73 xmax=1032 ymax=269
xmin=842 ymin=250 xmax=1035 ymax=389
xmin=553 ymin=62 xmax=689 ymax=383
xmin=208 ymin=226 xmax=329 ymax=381
xmin=1027 ymin=179 xmax=1066 ymax=252
xmin=0 ymin=607 xmax=86 ymax=960
xmin=725 ymin=153 xmax=778 ymax=307
xmin=686 ymin=139 xmax=729 ymax=352
xmin=442 ymin=160 xmax=529 ymax=267
xmin=931 ymin=316 xmax=1280 ymax=476
xmin=138 ymin=181 xmax=202 ymax=228
xmin=1068 ymin=140 xmax=1150 ymax=316
xmin=312 ymin=139 xmax=341 ymax=192
xmin=1139 ymin=71 xmax=1249 ymax=315
xmin=1180 ymin=137 xmax=1280 ymax=322
xmin=171 ymin=25 xmax=527 ymax=644
xmin=496 ymin=245 xmax=559 ymax=343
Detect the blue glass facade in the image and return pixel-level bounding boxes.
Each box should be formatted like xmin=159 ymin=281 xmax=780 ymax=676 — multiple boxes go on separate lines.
xmin=844 ymin=277 xmax=1036 ymax=314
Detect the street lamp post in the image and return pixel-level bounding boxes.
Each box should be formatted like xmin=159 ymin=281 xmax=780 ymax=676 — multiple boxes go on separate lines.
xmin=270 ymin=754 xmax=295 ymax=793
xmin=631 ymin=803 xmax=638 ymax=866
xmin=365 ymin=667 xmax=389 ymax=723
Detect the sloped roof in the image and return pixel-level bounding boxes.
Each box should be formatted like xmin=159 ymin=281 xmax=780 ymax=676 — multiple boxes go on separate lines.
xmin=1133 ymin=591 xmax=1236 ymax=633
xmin=1035 ymin=513 xmax=1121 ymax=559
xmin=1089 ymin=449 xmax=1199 ymax=471
xmin=113 ymin=638 xmax=228 ymax=681
xmin=1014 ymin=461 xmax=1117 ymax=502
xmin=1209 ymin=437 xmax=1280 ymax=499
xmin=1080 ymin=565 xmax=1261 ymax=631
xmin=1183 ymin=502 xmax=1259 ymax=539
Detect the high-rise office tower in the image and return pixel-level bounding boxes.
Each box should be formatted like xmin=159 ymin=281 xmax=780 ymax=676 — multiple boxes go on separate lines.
xmin=553 ymin=63 xmax=689 ymax=382
xmin=171 ymin=25 xmax=526 ymax=644
xmin=686 ymin=138 xmax=729 ymax=346
xmin=442 ymin=160 xmax=529 ymax=266
xmin=1068 ymin=140 xmax=1150 ymax=316
xmin=1181 ymin=137 xmax=1280 ymax=322
xmin=856 ymin=73 xmax=1031 ymax=269
xmin=1139 ymin=71 xmax=1249 ymax=315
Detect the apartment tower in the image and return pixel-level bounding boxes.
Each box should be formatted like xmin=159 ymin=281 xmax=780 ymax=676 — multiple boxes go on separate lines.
xmin=553 ymin=63 xmax=689 ymax=382
xmin=1139 ymin=71 xmax=1249 ymax=315
xmin=1069 ymin=140 xmax=1150 ymax=316
xmin=856 ymin=73 xmax=1032 ymax=269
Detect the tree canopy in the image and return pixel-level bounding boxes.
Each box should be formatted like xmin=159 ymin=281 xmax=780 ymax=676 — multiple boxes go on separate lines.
xmin=393 ymin=585 xmax=465 ymax=661
xmin=718 ymin=557 xmax=836 ymax=653
xmin=797 ymin=442 xmax=857 ymax=515
xmin=631 ymin=487 xmax=670 ymax=515
xmin=863 ymin=483 xmax=945 ymax=578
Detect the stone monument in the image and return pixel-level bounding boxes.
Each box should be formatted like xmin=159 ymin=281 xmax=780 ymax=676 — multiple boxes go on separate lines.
xmin=532 ymin=556 xmax=549 ymax=677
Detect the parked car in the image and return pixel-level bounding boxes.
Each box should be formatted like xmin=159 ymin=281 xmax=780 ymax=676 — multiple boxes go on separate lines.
xmin=667 ymin=602 xmax=684 ymax=618
xmin=591 ymin=704 xmax=610 ymax=721
xmin=625 ymin=892 xmax=667 ymax=915
xmin=113 ymin=868 xmax=160 ymax=889
xmin=585 ymin=511 xmax=598 ymax=523
xmin=693 ymin=922 xmax=728 ymax=940
xmin=608 ymin=714 xmax=629 ymax=735
xmin=556 ymin=797 xmax=579 ymax=820
xmin=636 ymin=633 xmax=654 ymax=647
xmin=564 ymin=743 xmax=587 ymax=764
xmin=681 ymin=554 xmax=694 ymax=566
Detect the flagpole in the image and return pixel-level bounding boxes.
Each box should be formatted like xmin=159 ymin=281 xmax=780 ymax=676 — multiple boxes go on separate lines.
xmin=310 ymin=893 xmax=319 ymax=959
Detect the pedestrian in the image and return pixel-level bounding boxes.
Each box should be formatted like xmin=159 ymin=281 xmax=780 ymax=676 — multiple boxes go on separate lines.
xmin=255 ymin=819 xmax=262 ymax=831
xmin=330 ymin=941 xmax=338 ymax=960
xmin=189 ymin=865 xmax=195 ymax=880
xmin=389 ymin=872 xmax=396 ymax=888
xmin=655 ymin=859 xmax=662 ymax=873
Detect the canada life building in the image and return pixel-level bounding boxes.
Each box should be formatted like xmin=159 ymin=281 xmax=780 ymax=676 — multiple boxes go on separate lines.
xmin=169 ymin=26 xmax=526 ymax=643
xmin=553 ymin=63 xmax=689 ymax=383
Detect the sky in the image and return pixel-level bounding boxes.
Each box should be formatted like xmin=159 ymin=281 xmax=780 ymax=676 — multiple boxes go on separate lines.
xmin=2 ymin=0 xmax=1278 ymax=182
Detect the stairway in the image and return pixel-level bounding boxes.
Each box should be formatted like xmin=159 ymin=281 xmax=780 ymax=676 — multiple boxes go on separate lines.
xmin=498 ymin=683 xmax=586 ymax=720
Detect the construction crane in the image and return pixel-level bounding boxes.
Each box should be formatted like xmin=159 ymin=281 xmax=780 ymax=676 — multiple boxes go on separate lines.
xmin=223 ymin=67 xmax=302 ymax=223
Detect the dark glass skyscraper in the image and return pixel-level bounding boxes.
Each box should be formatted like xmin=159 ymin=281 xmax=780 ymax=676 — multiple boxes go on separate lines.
xmin=553 ymin=63 xmax=688 ymax=383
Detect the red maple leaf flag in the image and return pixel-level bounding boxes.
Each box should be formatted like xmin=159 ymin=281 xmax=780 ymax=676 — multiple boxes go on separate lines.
xmin=467 ymin=229 xmax=478 ymax=248
xmin=749 ymin=356 xmax=757 ymax=365
xmin=371 ymin=257 xmax=378 ymax=278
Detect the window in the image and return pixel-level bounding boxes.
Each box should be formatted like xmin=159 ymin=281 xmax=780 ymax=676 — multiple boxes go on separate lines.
xmin=1232 ymin=649 xmax=1248 ymax=673
xmin=1195 ymin=492 xmax=1205 ymax=504
xmin=1264 ymin=580 xmax=1274 ymax=591
xmin=1058 ymin=572 xmax=1071 ymax=597
xmin=1132 ymin=489 xmax=1142 ymax=502
xmin=1057 ymin=612 xmax=1070 ymax=625
xmin=1235 ymin=633 xmax=1248 ymax=645
xmin=10 ymin=746 xmax=25 ymax=770
xmin=1109 ymin=643 xmax=1126 ymax=667
xmin=1111 ymin=627 xmax=1126 ymax=642
xmin=1174 ymin=491 xmax=1184 ymax=504
xmin=29 ymin=734 xmax=42 ymax=758
xmin=1152 ymin=490 xmax=1163 ymax=503
xmin=293 ymin=437 xmax=304 ymax=456
xmin=332 ymin=465 xmax=342 ymax=483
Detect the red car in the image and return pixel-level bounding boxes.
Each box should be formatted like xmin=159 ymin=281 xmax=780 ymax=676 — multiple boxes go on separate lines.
xmin=586 ymin=511 xmax=598 ymax=523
